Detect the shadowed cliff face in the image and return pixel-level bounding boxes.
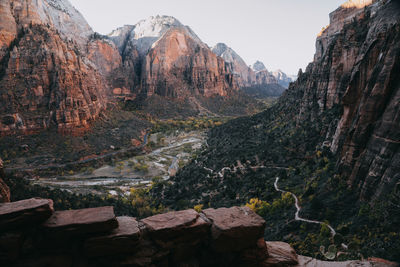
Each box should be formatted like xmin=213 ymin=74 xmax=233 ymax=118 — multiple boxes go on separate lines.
xmin=212 ymin=43 xmax=256 ymax=87
xmin=286 ymin=0 xmax=400 ymax=201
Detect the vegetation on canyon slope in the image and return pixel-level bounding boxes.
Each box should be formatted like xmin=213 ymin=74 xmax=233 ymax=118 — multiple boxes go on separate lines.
xmin=6 ymin=98 xmax=399 ymax=261
xmin=148 ymin=100 xmax=400 ymax=261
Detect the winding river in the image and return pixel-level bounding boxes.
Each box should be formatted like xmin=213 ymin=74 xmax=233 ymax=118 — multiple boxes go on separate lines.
xmin=274 ymin=177 xmax=336 ymax=237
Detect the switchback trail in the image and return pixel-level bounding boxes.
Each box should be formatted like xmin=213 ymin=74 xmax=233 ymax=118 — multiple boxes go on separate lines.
xmin=274 ymin=177 xmax=336 ymax=237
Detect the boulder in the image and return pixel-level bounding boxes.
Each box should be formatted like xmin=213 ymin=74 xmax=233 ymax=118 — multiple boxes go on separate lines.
xmin=85 ymin=216 xmax=140 ymax=256
xmin=43 ymin=206 xmax=118 ymax=235
xmin=141 ymin=209 xmax=210 ymax=263
xmin=240 ymin=238 xmax=269 ymax=264
xmin=202 ymin=206 xmax=266 ymax=252
xmin=141 ymin=209 xmax=210 ymax=242
xmin=0 ymin=198 xmax=54 ymax=230
xmin=264 ymin=241 xmax=298 ymax=266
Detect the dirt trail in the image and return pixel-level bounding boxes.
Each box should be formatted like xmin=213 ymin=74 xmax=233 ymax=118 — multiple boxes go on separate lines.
xmin=274 ymin=177 xmax=336 ymax=237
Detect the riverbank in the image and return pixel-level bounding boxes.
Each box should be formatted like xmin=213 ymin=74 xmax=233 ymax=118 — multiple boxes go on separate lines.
xmin=32 ymin=130 xmax=206 ymax=196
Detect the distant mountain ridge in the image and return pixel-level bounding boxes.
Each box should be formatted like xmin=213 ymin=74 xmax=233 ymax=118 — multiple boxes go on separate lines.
xmin=0 ymin=1 xmax=290 ymax=136
xmin=212 ymin=43 xmax=290 ymax=97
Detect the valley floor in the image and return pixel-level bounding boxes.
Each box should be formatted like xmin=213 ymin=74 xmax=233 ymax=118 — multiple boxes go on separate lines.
xmin=34 ymin=130 xmax=206 ymax=196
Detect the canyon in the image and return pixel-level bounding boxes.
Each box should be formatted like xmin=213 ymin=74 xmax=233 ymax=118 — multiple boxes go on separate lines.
xmin=0 ymin=0 xmax=399 ymax=264
xmin=0 ymin=2 xmax=288 ymax=137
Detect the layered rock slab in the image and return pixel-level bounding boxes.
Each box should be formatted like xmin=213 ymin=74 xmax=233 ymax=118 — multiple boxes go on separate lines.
xmin=85 ymin=216 xmax=140 ymax=256
xmin=264 ymin=241 xmax=298 ymax=266
xmin=141 ymin=209 xmax=209 ymax=239
xmin=202 ymin=206 xmax=266 ymax=252
xmin=0 ymin=198 xmax=53 ymax=229
xmin=43 ymin=206 xmax=118 ymax=235
xmin=141 ymin=209 xmax=210 ymax=263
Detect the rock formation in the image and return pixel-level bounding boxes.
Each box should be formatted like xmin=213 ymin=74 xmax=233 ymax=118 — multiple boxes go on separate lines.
xmin=212 ymin=43 xmax=287 ymax=89
xmin=0 ymin=198 xmax=397 ymax=266
xmin=0 ymin=199 xmax=269 ymax=266
xmin=108 ymin=16 xmax=238 ymax=100
xmin=211 ymin=43 xmax=289 ymax=97
xmin=141 ymin=27 xmax=237 ymax=98
xmin=252 ymin=61 xmax=267 ymax=72
xmin=283 ymin=0 xmax=400 ymax=201
xmin=0 ymin=0 xmax=115 ymax=135
xmin=271 ymin=69 xmax=294 ymax=88
xmin=212 ymin=43 xmax=256 ymax=87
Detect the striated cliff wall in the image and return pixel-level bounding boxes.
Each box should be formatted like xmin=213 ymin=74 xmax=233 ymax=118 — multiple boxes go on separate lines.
xmin=0 ymin=0 xmax=116 ymax=135
xmin=141 ymin=28 xmax=238 ymax=99
xmin=284 ymin=0 xmax=400 ymax=201
xmin=109 ymin=17 xmax=239 ymax=100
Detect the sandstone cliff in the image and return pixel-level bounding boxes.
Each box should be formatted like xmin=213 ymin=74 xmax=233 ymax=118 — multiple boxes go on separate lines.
xmin=109 ymin=16 xmax=239 ymax=100
xmin=141 ymin=28 xmax=237 ymax=98
xmin=0 ymin=0 xmax=115 ymax=135
xmin=212 ymin=43 xmax=290 ymax=98
xmin=212 ymin=43 xmax=256 ymax=87
xmin=284 ymin=0 xmax=400 ymax=201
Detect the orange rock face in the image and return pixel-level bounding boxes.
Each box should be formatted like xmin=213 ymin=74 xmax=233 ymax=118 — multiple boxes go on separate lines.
xmin=0 ymin=0 xmax=112 ymax=136
xmin=0 ymin=24 xmax=108 ymax=136
xmin=141 ymin=28 xmax=238 ymax=99
xmin=87 ymin=39 xmax=122 ymax=76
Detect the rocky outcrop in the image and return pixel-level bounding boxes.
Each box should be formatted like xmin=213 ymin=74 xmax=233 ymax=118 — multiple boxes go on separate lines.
xmin=284 ymin=0 xmax=400 ymax=201
xmin=265 ymin=242 xmax=298 ymax=266
xmin=0 ymin=199 xmax=270 ymax=266
xmin=0 ymin=0 xmax=112 ymax=136
xmin=271 ymin=69 xmax=294 ymax=88
xmin=1 ymin=198 xmax=397 ymax=266
xmin=203 ymin=206 xmax=266 ymax=252
xmin=0 ymin=158 xmax=10 ymax=203
xmin=108 ymin=17 xmax=238 ymax=100
xmin=212 ymin=43 xmax=256 ymax=86
xmin=211 ymin=43 xmax=287 ymax=97
xmin=252 ymin=61 xmax=267 ymax=72
xmin=0 ymin=198 xmax=53 ymax=229
xmin=43 ymin=206 xmax=118 ymax=235
xmin=141 ymin=28 xmax=237 ymax=98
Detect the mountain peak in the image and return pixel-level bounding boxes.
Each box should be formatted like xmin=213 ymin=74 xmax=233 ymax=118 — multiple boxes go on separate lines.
xmin=212 ymin=43 xmax=247 ymax=66
xmin=24 ymin=0 xmax=93 ymax=49
xmin=133 ymin=15 xmax=182 ymax=40
xmin=340 ymin=0 xmax=374 ymax=9
xmin=252 ymin=61 xmax=267 ymax=72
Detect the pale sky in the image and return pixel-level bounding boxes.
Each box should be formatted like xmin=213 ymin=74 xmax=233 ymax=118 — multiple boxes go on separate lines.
xmin=69 ymin=0 xmax=344 ymax=75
